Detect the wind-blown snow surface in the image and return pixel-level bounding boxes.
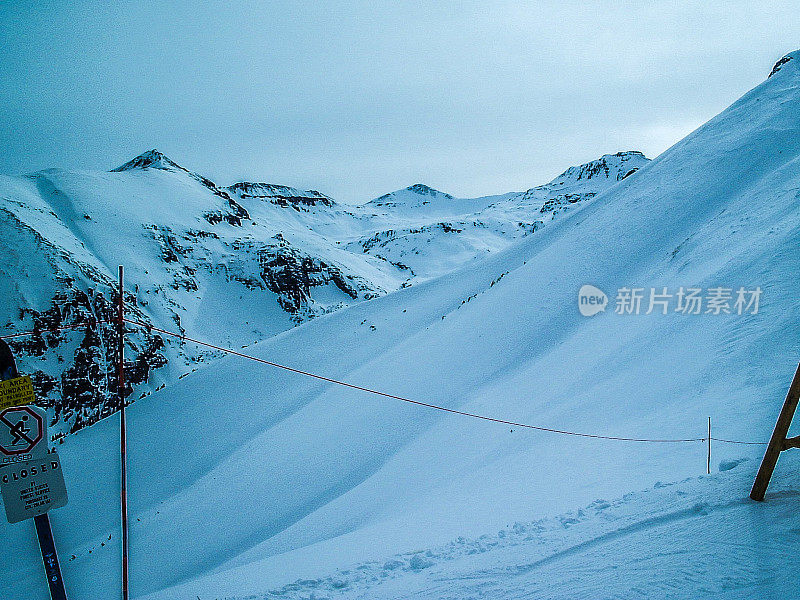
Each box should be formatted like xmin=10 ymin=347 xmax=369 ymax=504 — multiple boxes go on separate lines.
xmin=3 ymin=53 xmax=800 ymax=599
xmin=149 ymin=457 xmax=800 ymax=600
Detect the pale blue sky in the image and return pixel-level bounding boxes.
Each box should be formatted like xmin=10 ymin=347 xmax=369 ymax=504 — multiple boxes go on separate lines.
xmin=1 ymin=1 xmax=798 ymax=203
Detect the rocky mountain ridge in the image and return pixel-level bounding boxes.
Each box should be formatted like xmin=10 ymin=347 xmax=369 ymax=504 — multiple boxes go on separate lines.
xmin=0 ymin=149 xmax=648 ymax=438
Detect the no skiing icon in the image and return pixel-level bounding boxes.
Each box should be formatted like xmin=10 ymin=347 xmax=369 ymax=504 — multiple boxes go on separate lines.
xmin=0 ymin=405 xmax=46 ymax=457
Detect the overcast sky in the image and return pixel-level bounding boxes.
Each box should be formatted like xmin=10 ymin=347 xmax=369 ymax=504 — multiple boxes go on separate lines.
xmin=1 ymin=1 xmax=798 ymax=204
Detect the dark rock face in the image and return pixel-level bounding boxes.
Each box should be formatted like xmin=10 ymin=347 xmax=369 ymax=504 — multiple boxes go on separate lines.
xmin=556 ymin=151 xmax=646 ymax=182
xmin=228 ymin=183 xmax=335 ymax=210
xmin=230 ymin=238 xmax=364 ymax=316
xmin=261 ymin=249 xmax=359 ymax=313
xmin=517 ymin=221 xmax=543 ymax=234
xmin=203 ymin=204 xmax=249 ymax=227
xmin=769 ymin=55 xmax=793 ymax=78
xmin=405 ymin=184 xmax=453 ymax=199
xmin=371 ymin=184 xmax=454 ymax=207
xmin=7 ymin=286 xmax=166 ymax=437
xmin=112 ymin=149 xmax=184 ymax=172
xmin=540 ymin=192 xmax=597 ymax=215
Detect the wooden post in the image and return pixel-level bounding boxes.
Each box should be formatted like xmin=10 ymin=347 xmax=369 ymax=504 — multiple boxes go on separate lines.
xmin=707 ymin=417 xmax=711 ymax=475
xmin=117 ymin=266 xmax=129 ymax=600
xmin=750 ymin=362 xmax=800 ymax=501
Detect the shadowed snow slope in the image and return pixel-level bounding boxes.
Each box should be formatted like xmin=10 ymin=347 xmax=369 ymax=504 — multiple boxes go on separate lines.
xmin=143 ymin=456 xmax=800 ymax=600
xmin=2 ymin=54 xmax=800 ymax=599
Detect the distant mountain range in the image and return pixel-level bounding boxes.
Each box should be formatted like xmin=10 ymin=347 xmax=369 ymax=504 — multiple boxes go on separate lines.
xmin=0 ymin=147 xmax=647 ymax=437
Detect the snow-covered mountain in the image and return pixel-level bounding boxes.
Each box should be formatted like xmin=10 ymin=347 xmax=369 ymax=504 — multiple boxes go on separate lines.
xmin=4 ymin=48 xmax=800 ymax=600
xmin=0 ymin=148 xmax=646 ymax=438
xmin=353 ymin=151 xmax=647 ymax=280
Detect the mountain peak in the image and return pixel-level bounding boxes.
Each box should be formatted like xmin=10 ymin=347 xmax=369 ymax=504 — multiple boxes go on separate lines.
xmin=109 ymin=150 xmax=250 ymax=222
xmin=111 ymin=149 xmax=184 ymax=172
xmin=548 ymin=151 xmax=650 ymax=186
xmin=404 ymin=183 xmax=452 ymax=198
xmin=370 ymin=183 xmax=454 ymax=207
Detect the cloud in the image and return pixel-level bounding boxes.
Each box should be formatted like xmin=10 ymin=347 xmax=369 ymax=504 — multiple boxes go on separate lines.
xmin=0 ymin=1 xmax=798 ymax=203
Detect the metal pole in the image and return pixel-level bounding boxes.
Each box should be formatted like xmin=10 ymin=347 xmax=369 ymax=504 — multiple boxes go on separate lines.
xmin=751 ymin=362 xmax=800 ymax=501
xmin=0 ymin=339 xmax=68 ymax=600
xmin=707 ymin=417 xmax=711 ymax=475
xmin=117 ymin=266 xmax=129 ymax=600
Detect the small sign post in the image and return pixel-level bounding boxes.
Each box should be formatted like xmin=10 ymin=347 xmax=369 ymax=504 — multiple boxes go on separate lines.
xmin=0 ymin=339 xmax=69 ymax=600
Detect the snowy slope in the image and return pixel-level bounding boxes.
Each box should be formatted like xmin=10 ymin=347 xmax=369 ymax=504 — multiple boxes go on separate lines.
xmin=0 ymin=147 xmax=644 ymax=438
xmin=144 ymin=456 xmax=800 ymax=600
xmin=2 ymin=52 xmax=800 ymax=600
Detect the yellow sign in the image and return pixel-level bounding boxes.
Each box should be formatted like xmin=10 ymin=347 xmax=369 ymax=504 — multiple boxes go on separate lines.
xmin=0 ymin=376 xmax=36 ymax=410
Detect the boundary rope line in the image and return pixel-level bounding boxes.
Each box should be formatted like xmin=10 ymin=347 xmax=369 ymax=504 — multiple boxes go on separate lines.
xmin=122 ymin=317 xmax=753 ymax=445
xmin=708 ymin=437 xmax=766 ymax=445
xmin=0 ymin=318 xmax=768 ymax=445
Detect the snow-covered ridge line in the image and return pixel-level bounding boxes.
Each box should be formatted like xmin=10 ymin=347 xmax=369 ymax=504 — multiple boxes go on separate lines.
xmin=0 ymin=146 xmax=648 ymax=439
xmin=548 ymin=150 xmax=647 ymax=185
xmin=226 ymin=182 xmax=335 ymax=208
xmin=768 ymin=50 xmax=798 ymax=78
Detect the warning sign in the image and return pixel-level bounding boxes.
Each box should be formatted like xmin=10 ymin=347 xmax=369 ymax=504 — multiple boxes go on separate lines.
xmin=0 ymin=405 xmax=46 ymax=459
xmin=0 ymin=376 xmax=35 ymax=410
xmin=0 ymin=451 xmax=68 ymax=524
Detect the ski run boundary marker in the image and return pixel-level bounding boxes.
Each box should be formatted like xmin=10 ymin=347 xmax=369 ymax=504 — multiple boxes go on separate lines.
xmin=0 ymin=315 xmax=767 ymax=447
xmin=122 ymin=317 xmax=766 ymax=447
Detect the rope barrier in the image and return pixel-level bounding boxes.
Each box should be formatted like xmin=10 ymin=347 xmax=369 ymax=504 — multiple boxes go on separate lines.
xmin=0 ymin=317 xmax=768 ymax=446
xmin=122 ymin=317 xmax=759 ymax=445
xmin=709 ymin=437 xmax=766 ymax=445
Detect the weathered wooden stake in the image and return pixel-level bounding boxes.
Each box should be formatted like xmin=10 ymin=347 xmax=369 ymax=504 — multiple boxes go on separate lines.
xmin=707 ymin=417 xmax=711 ymax=475
xmin=750 ymin=362 xmax=800 ymax=501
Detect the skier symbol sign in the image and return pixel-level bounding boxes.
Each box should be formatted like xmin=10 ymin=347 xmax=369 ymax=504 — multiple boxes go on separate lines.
xmin=0 ymin=405 xmax=47 ymax=459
